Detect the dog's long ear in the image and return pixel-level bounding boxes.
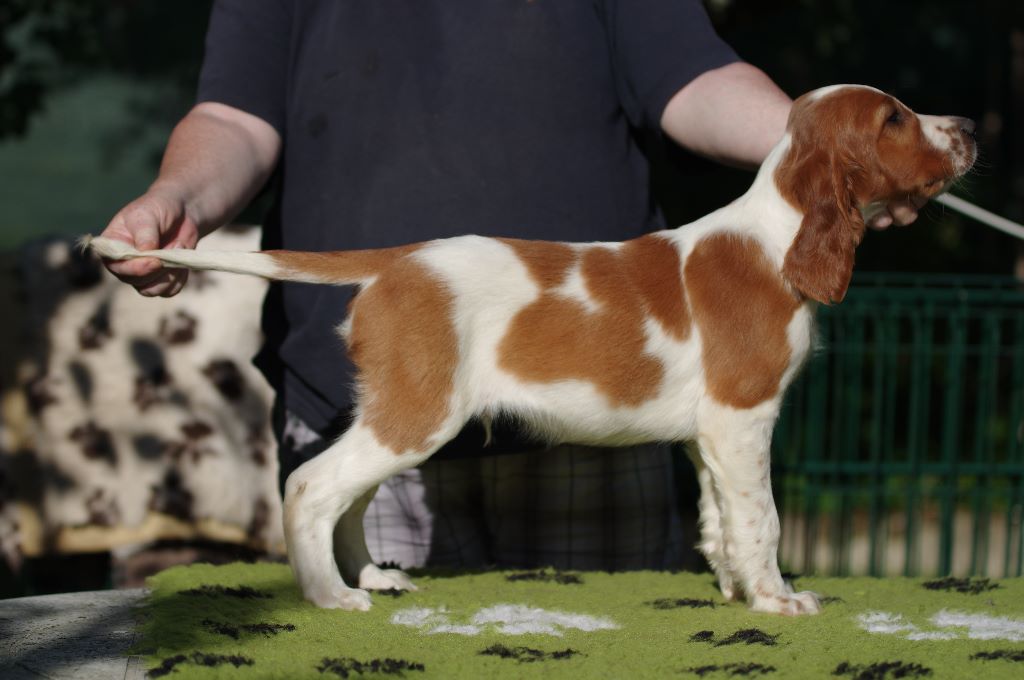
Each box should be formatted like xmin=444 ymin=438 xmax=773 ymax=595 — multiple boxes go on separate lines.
xmin=780 ymin=151 xmax=866 ymax=304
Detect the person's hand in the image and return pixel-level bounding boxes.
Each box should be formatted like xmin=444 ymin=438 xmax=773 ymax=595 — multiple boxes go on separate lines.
xmin=867 ymin=195 xmax=928 ymax=230
xmin=99 ymin=188 xmax=199 ymax=297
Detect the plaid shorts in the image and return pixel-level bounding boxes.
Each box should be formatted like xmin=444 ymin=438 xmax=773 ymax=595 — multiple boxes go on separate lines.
xmin=279 ymin=411 xmax=687 ymax=571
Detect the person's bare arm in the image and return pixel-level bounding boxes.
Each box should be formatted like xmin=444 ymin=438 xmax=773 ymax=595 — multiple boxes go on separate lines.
xmin=100 ymin=102 xmax=281 ymax=297
xmin=660 ymin=61 xmax=923 ymax=228
xmin=661 ymin=61 xmax=791 ymax=170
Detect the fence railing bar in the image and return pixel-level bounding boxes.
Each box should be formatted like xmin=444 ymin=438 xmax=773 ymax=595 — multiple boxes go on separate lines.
xmin=776 ymin=461 xmax=1024 ymax=475
xmin=775 ymin=275 xmax=1023 ymax=577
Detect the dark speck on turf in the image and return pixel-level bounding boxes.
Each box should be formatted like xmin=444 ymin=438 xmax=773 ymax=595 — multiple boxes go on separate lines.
xmin=833 ymin=660 xmax=932 ymax=679
xmin=149 ymin=654 xmax=187 ymax=678
xmin=318 ymin=657 xmax=425 ymax=677
xmin=372 ymin=588 xmax=407 ymax=597
xmin=689 ymin=629 xmax=779 ymax=647
xmin=202 ymin=619 xmax=297 ymax=638
xmin=180 ymin=584 xmax=272 ymax=599
xmin=715 ymin=629 xmax=780 ymax=647
xmin=647 ymin=597 xmax=717 ymax=609
xmin=921 ymin=577 xmax=999 ymax=594
xmin=480 ymin=644 xmax=581 ymax=663
xmin=505 ymin=569 xmax=583 ymax=585
xmin=150 ymin=652 xmax=254 ymax=677
xmin=971 ymin=649 xmax=1024 ymax=662
xmin=685 ymin=662 xmax=776 ymax=676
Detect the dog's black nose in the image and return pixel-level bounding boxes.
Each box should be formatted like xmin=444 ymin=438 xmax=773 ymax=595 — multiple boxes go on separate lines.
xmin=954 ymin=117 xmax=976 ymax=138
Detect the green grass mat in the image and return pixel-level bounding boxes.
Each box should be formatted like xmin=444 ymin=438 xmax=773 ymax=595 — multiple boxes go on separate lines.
xmin=142 ymin=563 xmax=1024 ymax=678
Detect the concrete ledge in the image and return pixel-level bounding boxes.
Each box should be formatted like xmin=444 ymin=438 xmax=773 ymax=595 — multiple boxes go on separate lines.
xmin=0 ymin=589 xmax=147 ymax=679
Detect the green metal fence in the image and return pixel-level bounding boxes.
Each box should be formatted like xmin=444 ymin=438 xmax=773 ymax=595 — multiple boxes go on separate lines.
xmin=773 ymin=274 xmax=1024 ymax=577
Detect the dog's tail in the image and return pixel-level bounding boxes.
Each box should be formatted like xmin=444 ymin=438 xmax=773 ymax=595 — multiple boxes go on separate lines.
xmin=81 ymin=235 xmax=418 ymax=286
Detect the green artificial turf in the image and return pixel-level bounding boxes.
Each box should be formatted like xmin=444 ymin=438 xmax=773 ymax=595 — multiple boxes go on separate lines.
xmin=142 ymin=563 xmax=1024 ymax=679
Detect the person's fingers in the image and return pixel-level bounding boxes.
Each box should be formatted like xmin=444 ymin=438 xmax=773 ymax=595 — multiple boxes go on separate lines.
xmin=136 ymin=269 xmax=189 ymax=298
xmin=888 ymin=202 xmax=919 ymax=227
xmin=105 ymin=255 xmax=164 ymax=280
xmin=96 ymin=195 xmax=195 ymax=298
xmin=868 ymin=210 xmax=894 ymax=230
xmin=121 ymin=201 xmax=164 ymax=250
xmin=868 ymin=195 xmax=930 ymax=230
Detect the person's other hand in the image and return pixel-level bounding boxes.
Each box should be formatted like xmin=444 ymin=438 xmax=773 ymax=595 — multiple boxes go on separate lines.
xmin=98 ymin=189 xmax=199 ymax=297
xmin=867 ymin=196 xmax=929 ymax=230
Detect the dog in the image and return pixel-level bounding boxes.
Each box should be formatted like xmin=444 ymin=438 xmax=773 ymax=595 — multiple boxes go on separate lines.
xmin=86 ymin=85 xmax=976 ymax=615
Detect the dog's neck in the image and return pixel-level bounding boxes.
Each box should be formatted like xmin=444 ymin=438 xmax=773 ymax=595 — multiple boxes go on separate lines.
xmin=723 ymin=133 xmax=805 ymax=267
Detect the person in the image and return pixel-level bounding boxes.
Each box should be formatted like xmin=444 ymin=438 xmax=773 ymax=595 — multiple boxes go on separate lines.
xmin=99 ymin=0 xmax=922 ymax=571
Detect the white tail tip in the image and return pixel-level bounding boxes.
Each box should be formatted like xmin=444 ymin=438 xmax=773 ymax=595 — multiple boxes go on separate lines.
xmin=81 ymin=236 xmax=144 ymax=260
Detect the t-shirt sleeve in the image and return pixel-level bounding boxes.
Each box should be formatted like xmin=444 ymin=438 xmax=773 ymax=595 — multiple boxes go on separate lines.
xmin=196 ymin=0 xmax=291 ymax=136
xmin=601 ymin=0 xmax=741 ymax=130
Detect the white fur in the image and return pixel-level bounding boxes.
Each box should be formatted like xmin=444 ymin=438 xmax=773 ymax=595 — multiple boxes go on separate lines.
xmin=807 ymin=83 xmax=882 ymax=102
xmin=918 ymin=114 xmax=977 ymax=175
xmin=553 ymin=261 xmax=603 ymax=315
xmin=919 ymin=114 xmax=957 ymax=151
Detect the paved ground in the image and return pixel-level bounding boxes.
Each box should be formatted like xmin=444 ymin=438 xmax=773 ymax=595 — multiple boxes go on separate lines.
xmin=0 ymin=589 xmax=147 ymax=679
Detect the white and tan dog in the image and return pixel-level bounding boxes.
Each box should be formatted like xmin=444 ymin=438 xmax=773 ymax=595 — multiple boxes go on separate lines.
xmin=86 ymin=86 xmax=976 ymax=615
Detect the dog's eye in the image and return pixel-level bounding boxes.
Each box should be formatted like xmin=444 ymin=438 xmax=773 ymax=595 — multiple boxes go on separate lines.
xmin=886 ymin=109 xmax=903 ymax=126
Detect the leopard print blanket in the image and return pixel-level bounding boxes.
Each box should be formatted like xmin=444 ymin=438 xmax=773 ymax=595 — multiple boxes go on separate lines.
xmin=0 ymin=226 xmax=284 ymax=570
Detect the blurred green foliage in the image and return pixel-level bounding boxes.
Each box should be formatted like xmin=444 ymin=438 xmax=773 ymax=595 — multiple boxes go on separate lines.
xmin=0 ymin=0 xmax=210 ymax=140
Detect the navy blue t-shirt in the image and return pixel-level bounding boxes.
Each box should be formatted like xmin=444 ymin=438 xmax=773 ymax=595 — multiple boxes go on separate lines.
xmin=197 ymin=0 xmax=739 ymax=436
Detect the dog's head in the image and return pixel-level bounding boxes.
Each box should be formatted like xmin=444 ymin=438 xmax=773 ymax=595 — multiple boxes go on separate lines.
xmin=775 ymin=85 xmax=977 ymax=304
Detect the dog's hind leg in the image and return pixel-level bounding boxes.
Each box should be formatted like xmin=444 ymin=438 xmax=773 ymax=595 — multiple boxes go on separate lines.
xmin=283 ymin=420 xmax=433 ymax=610
xmin=696 ymin=400 xmax=820 ymax=616
xmin=332 ymin=486 xmax=418 ymax=593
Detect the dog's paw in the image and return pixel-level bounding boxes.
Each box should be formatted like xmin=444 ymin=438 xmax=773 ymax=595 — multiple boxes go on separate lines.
xmin=359 ymin=565 xmax=418 ymax=592
xmin=750 ymin=590 xmax=821 ymax=616
xmin=716 ymin=571 xmax=740 ymax=602
xmin=306 ymin=585 xmax=373 ymax=611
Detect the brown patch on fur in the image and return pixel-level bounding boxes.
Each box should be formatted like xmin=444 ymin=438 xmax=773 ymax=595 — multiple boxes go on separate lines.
xmin=620 ymin=235 xmax=690 ymax=340
xmin=685 ymin=234 xmax=799 ymax=409
xmin=267 ymin=244 xmax=421 ymax=283
xmin=775 ymin=87 xmax=967 ymax=304
xmin=349 ymin=260 xmax=458 ymax=453
xmin=498 ymin=235 xmax=689 ymax=407
xmin=498 ymin=238 xmax=576 ymax=289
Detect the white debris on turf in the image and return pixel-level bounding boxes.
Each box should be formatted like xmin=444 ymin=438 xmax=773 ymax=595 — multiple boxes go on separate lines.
xmin=858 ymin=610 xmax=1024 ymax=642
xmin=390 ymin=607 xmax=450 ymax=629
xmin=390 ymin=604 xmax=619 ymax=637
xmin=857 ymin=612 xmax=922 ymax=635
xmin=931 ymin=610 xmax=1024 ymax=641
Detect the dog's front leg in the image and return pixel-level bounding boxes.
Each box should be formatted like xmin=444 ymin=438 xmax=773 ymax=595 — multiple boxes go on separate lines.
xmin=686 ymin=444 xmax=739 ymax=602
xmin=695 ymin=401 xmax=820 ymax=616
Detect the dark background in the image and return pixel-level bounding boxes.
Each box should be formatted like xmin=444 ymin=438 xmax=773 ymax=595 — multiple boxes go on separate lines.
xmin=1 ymin=0 xmax=1022 ymax=274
